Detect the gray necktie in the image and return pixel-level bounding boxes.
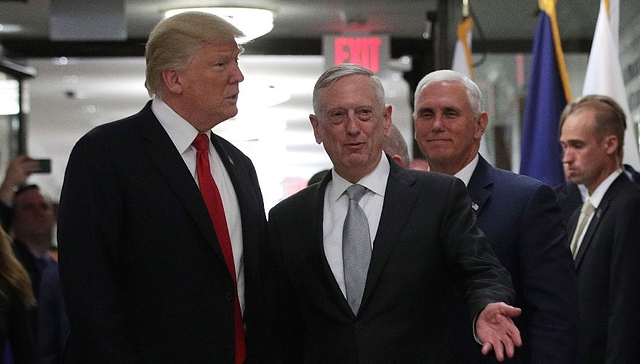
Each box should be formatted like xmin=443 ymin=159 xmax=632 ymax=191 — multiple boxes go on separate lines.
xmin=343 ymin=184 xmax=371 ymax=315
xmin=570 ymin=199 xmax=595 ymax=258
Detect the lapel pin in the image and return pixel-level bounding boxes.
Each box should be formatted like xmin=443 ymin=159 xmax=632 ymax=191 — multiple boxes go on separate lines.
xmin=471 ymin=202 xmax=479 ymax=211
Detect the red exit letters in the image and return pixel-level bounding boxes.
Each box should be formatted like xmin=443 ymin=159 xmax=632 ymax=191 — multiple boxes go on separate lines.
xmin=334 ymin=37 xmax=382 ymax=73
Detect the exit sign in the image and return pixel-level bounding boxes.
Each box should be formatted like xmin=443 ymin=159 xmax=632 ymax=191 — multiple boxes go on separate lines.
xmin=323 ymin=35 xmax=390 ymax=74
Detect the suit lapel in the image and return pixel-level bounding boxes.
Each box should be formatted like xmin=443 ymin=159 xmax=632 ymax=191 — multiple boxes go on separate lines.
xmin=574 ymin=175 xmax=625 ymax=267
xmin=466 ymin=156 xmax=493 ymax=216
xmin=302 ymin=174 xmax=355 ymax=312
xmin=135 ymin=103 xmax=227 ymax=266
xmin=360 ymin=161 xmax=420 ymax=311
xmin=209 ymin=132 xmax=262 ymax=271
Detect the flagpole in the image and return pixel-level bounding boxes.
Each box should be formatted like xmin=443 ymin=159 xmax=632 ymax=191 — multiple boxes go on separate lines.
xmin=462 ymin=0 xmax=469 ymax=17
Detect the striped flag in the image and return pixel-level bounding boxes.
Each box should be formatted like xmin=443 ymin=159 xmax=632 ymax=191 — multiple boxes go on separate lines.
xmin=519 ymin=0 xmax=571 ymax=187
xmin=451 ymin=16 xmax=492 ymax=163
xmin=582 ymin=0 xmax=640 ymax=169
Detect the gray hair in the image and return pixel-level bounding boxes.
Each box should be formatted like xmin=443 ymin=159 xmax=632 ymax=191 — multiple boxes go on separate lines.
xmin=145 ymin=11 xmax=244 ymax=97
xmin=413 ymin=69 xmax=482 ymax=118
xmin=312 ymin=63 xmax=386 ymax=114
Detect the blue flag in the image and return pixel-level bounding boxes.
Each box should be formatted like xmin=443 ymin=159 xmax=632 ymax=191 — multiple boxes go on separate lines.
xmin=519 ymin=0 xmax=571 ymax=187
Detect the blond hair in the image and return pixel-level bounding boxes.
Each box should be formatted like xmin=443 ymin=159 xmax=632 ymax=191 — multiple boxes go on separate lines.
xmin=0 ymin=227 xmax=36 ymax=307
xmin=145 ymin=11 xmax=244 ymax=97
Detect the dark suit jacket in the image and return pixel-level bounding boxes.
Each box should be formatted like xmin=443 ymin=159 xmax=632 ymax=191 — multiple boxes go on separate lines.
xmin=267 ymin=157 xmax=515 ymax=363
xmin=553 ymin=181 xmax=583 ymax=227
xmin=569 ymin=174 xmax=640 ymax=363
xmin=623 ymin=163 xmax=640 ymax=184
xmin=11 ymin=239 xmax=47 ymax=341
xmin=37 ymin=263 xmax=69 ymax=364
xmin=555 ymin=165 xmax=640 ymax=228
xmin=451 ymin=156 xmax=578 ymax=363
xmin=57 ymin=101 xmax=268 ymax=364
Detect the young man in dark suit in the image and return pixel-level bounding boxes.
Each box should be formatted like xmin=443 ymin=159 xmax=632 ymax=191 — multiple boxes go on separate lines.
xmin=413 ymin=70 xmax=578 ymax=363
xmin=267 ymin=64 xmax=522 ymax=363
xmin=57 ymin=12 xmax=268 ymax=363
xmin=559 ymin=94 xmax=640 ymax=363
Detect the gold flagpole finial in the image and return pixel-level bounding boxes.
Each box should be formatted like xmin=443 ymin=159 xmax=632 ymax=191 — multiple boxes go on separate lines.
xmin=462 ymin=0 xmax=469 ymax=17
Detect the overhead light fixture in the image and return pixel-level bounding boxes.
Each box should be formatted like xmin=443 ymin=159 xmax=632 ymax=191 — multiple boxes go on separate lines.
xmin=0 ymin=24 xmax=23 ymax=33
xmin=164 ymin=7 xmax=274 ymax=43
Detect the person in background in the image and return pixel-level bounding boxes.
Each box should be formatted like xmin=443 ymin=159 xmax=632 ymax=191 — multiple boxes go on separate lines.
xmin=36 ymin=262 xmax=67 ymax=364
xmin=0 ymin=225 xmax=40 ymax=364
xmin=1 ymin=156 xmax=57 ymax=363
xmin=307 ymin=169 xmax=330 ymax=186
xmin=409 ymin=158 xmax=429 ymax=170
xmin=559 ymin=94 xmax=640 ymax=363
xmin=381 ymin=124 xmax=410 ymax=168
xmin=57 ymin=12 xmax=268 ymax=363
xmin=0 ymin=157 xmax=55 ymax=303
xmin=0 ymin=156 xmax=44 ymax=232
xmin=267 ymin=63 xmax=521 ymax=363
xmin=554 ymin=106 xmax=640 ymax=226
xmin=414 ymin=69 xmax=578 ymax=363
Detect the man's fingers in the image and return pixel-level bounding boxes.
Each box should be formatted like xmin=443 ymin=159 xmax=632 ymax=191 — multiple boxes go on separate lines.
xmin=509 ymin=325 xmax=523 ymax=347
xmin=504 ymin=335 xmax=515 ymax=358
xmin=503 ymin=305 xmax=522 ymax=318
xmin=481 ymin=342 xmax=493 ymax=356
xmin=492 ymin=340 xmax=505 ymax=362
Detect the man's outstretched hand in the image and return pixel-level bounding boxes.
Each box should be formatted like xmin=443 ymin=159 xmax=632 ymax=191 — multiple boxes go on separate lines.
xmin=477 ymin=302 xmax=522 ymax=362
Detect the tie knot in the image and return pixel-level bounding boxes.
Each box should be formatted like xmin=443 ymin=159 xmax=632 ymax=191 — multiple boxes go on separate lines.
xmin=582 ymin=200 xmax=595 ymax=215
xmin=193 ymin=134 xmax=210 ymax=151
xmin=346 ymin=184 xmax=368 ymax=202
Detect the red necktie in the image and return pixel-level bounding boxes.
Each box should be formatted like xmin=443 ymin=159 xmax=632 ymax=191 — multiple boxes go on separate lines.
xmin=192 ymin=133 xmax=246 ymax=364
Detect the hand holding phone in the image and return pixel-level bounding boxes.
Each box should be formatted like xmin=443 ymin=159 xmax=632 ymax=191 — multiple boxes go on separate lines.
xmin=30 ymin=159 xmax=51 ymax=174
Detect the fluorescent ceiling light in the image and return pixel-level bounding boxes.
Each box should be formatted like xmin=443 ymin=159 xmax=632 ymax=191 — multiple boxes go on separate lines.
xmin=0 ymin=24 xmax=23 ymax=33
xmin=164 ymin=7 xmax=274 ymax=43
xmin=0 ymin=79 xmax=20 ymax=115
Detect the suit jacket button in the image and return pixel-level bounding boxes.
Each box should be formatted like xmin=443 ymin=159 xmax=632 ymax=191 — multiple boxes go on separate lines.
xmin=226 ymin=291 xmax=233 ymax=301
xmin=355 ymin=323 xmax=363 ymax=330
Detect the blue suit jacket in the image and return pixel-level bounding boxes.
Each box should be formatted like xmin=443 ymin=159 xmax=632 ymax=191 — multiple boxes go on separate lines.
xmin=451 ymin=156 xmax=578 ymax=363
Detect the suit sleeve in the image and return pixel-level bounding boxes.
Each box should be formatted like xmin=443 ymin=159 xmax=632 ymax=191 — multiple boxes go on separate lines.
xmin=441 ymin=178 xmax=515 ymax=319
xmin=265 ymin=204 xmax=305 ymax=364
xmin=57 ymin=132 xmax=137 ymax=363
xmin=518 ymin=184 xmax=579 ymax=362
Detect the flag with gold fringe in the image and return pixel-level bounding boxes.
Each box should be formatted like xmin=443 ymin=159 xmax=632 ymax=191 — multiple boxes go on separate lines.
xmin=519 ymin=0 xmax=572 ymax=187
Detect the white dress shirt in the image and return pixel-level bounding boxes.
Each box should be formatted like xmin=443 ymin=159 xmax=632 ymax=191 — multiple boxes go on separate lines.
xmin=151 ymin=98 xmax=246 ymax=313
xmin=322 ymin=152 xmax=389 ymax=297
xmin=453 ymin=154 xmax=480 ymax=187
xmin=573 ymin=169 xmax=622 ymax=254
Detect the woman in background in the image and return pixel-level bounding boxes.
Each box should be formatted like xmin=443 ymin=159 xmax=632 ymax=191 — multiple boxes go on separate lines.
xmin=0 ymin=226 xmax=39 ymax=364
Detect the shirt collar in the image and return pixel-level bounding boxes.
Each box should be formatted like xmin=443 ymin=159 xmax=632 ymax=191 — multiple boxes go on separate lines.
xmin=453 ymin=154 xmax=479 ymax=186
xmin=328 ymin=152 xmax=389 ymax=203
xmin=587 ymin=169 xmax=622 ymax=208
xmin=151 ymin=97 xmax=203 ymax=154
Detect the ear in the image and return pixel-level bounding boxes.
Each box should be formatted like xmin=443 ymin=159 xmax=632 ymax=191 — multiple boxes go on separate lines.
xmin=383 ymin=105 xmax=393 ymax=137
xmin=162 ymin=69 xmax=183 ymax=95
xmin=603 ymin=135 xmax=619 ymax=156
xmin=391 ymin=154 xmax=404 ymax=166
xmin=309 ymin=114 xmax=322 ymax=144
xmin=474 ymin=112 xmax=488 ymax=139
